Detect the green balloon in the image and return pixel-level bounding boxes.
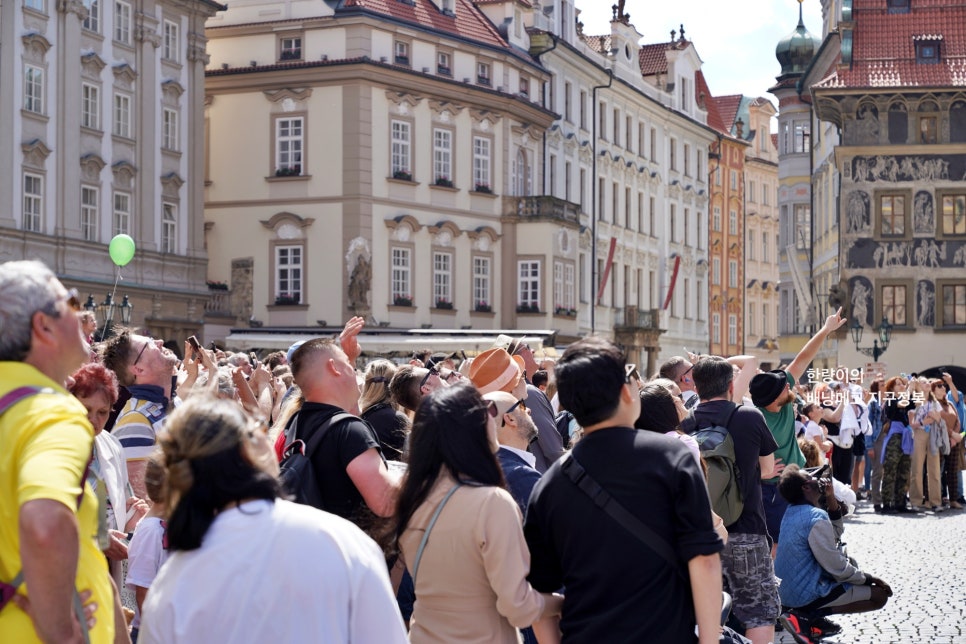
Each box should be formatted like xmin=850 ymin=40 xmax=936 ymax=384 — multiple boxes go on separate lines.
xmin=109 ymin=234 xmax=136 ymax=267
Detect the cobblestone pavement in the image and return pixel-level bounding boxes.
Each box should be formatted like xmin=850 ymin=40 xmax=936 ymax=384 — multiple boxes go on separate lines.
xmin=774 ymin=500 xmax=966 ymax=644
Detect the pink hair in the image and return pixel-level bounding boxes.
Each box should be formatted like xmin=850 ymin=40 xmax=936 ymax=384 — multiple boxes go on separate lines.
xmin=69 ymin=362 xmax=120 ymax=405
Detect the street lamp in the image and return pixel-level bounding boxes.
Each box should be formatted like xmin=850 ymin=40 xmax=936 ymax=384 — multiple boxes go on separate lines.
xmin=850 ymin=317 xmax=893 ymax=362
xmin=119 ymin=294 xmax=134 ymax=325
xmin=83 ymin=294 xmax=97 ymax=315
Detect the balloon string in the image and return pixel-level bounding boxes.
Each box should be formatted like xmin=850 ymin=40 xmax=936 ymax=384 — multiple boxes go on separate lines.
xmin=97 ymin=266 xmax=124 ymax=343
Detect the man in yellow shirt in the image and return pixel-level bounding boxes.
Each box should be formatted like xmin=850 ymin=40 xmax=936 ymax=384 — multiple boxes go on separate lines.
xmin=0 ymin=260 xmax=118 ymax=643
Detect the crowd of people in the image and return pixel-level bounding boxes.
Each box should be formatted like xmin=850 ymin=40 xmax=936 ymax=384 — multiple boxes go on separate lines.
xmin=9 ymin=259 xmax=961 ymax=643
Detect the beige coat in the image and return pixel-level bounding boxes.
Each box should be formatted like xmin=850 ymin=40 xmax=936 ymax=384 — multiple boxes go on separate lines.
xmin=399 ymin=472 xmax=544 ymax=644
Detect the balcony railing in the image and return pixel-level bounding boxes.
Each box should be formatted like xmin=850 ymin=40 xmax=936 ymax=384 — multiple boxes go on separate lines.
xmin=506 ymin=195 xmax=581 ymax=225
xmin=613 ymin=307 xmax=661 ymax=331
xmin=205 ymin=289 xmax=233 ymax=317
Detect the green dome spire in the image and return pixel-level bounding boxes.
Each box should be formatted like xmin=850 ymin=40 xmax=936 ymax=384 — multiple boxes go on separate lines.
xmin=776 ymin=0 xmax=819 ymax=78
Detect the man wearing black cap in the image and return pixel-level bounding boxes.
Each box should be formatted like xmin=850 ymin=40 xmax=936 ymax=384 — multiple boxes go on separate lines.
xmin=751 ymin=307 xmax=847 ymax=551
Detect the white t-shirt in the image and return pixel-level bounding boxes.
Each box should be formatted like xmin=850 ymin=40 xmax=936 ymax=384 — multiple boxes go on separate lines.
xmin=803 ymin=420 xmax=825 ymax=443
xmin=126 ymin=516 xmax=169 ymax=629
xmin=139 ymin=499 xmax=408 ymax=644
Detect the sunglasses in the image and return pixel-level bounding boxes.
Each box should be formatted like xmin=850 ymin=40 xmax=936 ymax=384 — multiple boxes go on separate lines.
xmin=624 ymin=363 xmax=640 ymax=383
xmin=419 ymin=364 xmax=440 ymax=389
xmin=133 ymin=339 xmax=151 ymax=365
xmin=501 ymin=398 xmax=527 ymax=426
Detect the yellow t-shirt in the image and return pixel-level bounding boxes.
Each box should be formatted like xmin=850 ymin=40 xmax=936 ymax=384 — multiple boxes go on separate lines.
xmin=0 ymin=362 xmax=114 ymax=643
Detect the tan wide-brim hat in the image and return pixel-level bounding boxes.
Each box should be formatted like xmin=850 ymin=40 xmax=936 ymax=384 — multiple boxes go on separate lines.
xmin=469 ymin=347 xmax=525 ymax=395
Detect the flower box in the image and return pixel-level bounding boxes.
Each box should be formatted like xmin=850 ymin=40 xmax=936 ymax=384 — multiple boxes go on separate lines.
xmin=392 ymin=170 xmax=413 ymax=182
xmin=435 ymin=299 xmax=453 ymax=310
xmin=274 ymin=294 xmax=301 ymax=305
xmin=474 ymin=302 xmax=492 ymax=313
xmin=554 ymin=307 xmax=577 ymax=317
xmin=206 ymin=281 xmax=228 ymax=291
xmin=516 ymin=303 xmax=540 ymax=314
xmin=274 ymin=165 xmax=301 ymax=177
xmin=434 ymin=177 xmax=454 ymax=188
xmin=393 ymin=295 xmax=413 ymax=307
xmin=474 ymin=183 xmax=492 ymax=194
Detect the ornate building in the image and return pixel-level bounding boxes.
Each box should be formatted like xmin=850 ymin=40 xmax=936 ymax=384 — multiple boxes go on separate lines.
xmin=806 ymin=0 xmax=966 ymax=372
xmin=1 ymin=0 xmax=219 ymax=340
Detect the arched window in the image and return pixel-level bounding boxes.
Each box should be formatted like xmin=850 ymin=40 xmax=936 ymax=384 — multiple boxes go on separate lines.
xmin=513 ymin=149 xmax=532 ymax=196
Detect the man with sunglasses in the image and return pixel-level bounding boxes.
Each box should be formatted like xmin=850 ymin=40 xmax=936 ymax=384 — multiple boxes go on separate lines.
xmin=485 ymin=392 xmax=540 ymax=515
xmin=101 ymin=329 xmax=181 ymax=498
xmin=0 ymin=260 xmax=120 ymax=642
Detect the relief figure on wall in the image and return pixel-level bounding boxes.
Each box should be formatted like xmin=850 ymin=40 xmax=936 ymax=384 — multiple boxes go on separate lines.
xmin=853 ymin=103 xmax=879 ymax=145
xmin=914 ymin=191 xmax=935 ymax=235
xmin=846 ymin=191 xmax=870 ymax=234
xmin=917 ymin=280 xmax=935 ymax=327
xmin=914 ymin=240 xmax=945 ymax=268
xmin=955 ymin=244 xmax=966 ymax=267
xmin=884 ymin=241 xmax=910 ymax=267
xmin=849 ymin=277 xmax=873 ymax=329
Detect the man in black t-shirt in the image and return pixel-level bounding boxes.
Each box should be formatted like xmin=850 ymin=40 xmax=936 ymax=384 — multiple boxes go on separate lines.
xmin=289 ymin=334 xmax=398 ymax=524
xmin=684 ymin=356 xmax=780 ymax=644
xmin=524 ymin=337 xmax=723 ymax=644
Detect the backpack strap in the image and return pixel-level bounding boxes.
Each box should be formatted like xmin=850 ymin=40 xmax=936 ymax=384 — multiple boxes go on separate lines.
xmin=284 ymin=411 xmax=357 ymax=460
xmin=560 ymin=452 xmax=687 ymax=583
xmin=411 ymin=482 xmax=463 ymax=585
xmin=688 ymin=402 xmax=739 ymax=433
xmin=0 ymin=386 xmax=50 ymax=414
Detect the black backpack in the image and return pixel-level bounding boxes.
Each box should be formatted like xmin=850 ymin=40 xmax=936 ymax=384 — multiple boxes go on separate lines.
xmin=683 ymin=405 xmax=744 ymax=527
xmin=278 ymin=411 xmax=354 ymax=509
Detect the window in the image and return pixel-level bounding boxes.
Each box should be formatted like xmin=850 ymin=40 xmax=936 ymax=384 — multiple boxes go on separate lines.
xmin=82 ymin=84 xmax=100 ymax=129
xmin=669 ymin=204 xmax=677 ymax=242
xmin=473 ymin=257 xmax=491 ymax=310
xmin=747 ymin=229 xmax=755 ymax=259
xmin=433 ymin=252 xmax=452 ymax=306
xmin=473 ymin=136 xmax=491 ymax=191
xmin=881 ymin=284 xmax=907 ymax=326
xmin=680 ymin=77 xmax=690 ymax=111
xmin=549 ymin=155 xmax=557 ymax=195
xmin=941 ymin=194 xmax=966 ymax=236
xmin=879 ymin=193 xmax=906 ymax=237
xmin=113 ymin=93 xmax=131 ymax=138
xmin=391 ymin=120 xmax=411 ymax=177
xmin=729 ymin=260 xmax=738 ymax=288
xmin=276 ymin=245 xmax=303 ymax=303
xmin=728 ymin=314 xmax=738 ymax=345
xmin=613 ymin=108 xmax=619 ymax=143
xmin=649 ymin=127 xmax=657 ymax=160
xmin=762 ymin=183 xmax=769 ymax=205
xmin=683 ymin=144 xmax=690 ymax=176
xmin=670 ymin=138 xmax=677 ymax=170
xmin=794 ymin=122 xmax=809 ymax=153
xmin=518 ymin=261 xmax=540 ymax=311
xmin=683 ymin=278 xmax=690 ymax=318
xmin=730 ymin=170 xmax=738 ymax=190
xmin=941 ymin=282 xmax=966 ymax=326
xmin=579 ymin=90 xmax=587 ymax=129
xmin=519 ymin=77 xmax=529 ymax=98
xmin=611 ymin=182 xmax=618 ymax=224
xmin=554 ymin=262 xmax=564 ymax=311
xmin=598 ymin=178 xmax=605 ymax=221
xmin=276 ymin=117 xmax=303 ymax=175
xmin=24 ymin=0 xmax=44 ymax=10
xmin=649 ymin=197 xmax=656 ymax=236
xmin=23 ymin=174 xmax=43 ymax=232
xmin=684 ymin=208 xmax=690 ymax=245
xmin=624 ymin=187 xmax=631 ymax=228
xmin=280 ymin=36 xmax=302 ymax=61
xmin=762 ymin=231 xmax=769 ymax=261
xmin=163 ymin=20 xmax=179 ymax=62
xmin=626 ymin=116 xmax=633 ymax=150
xmin=565 ymin=162 xmax=572 ymax=202
xmin=115 ymin=1 xmax=131 ymax=44
xmin=598 ymin=102 xmax=606 ymax=139
xmin=795 ymin=204 xmax=811 ymax=249
xmin=564 ymin=82 xmax=572 ymax=121
xmin=915 ymin=39 xmax=940 ymax=64
xmin=748 ymin=180 xmax=756 ymax=202
xmin=477 ymin=62 xmax=491 ymax=86
xmin=697 ymin=280 xmax=705 ymax=320
xmin=762 ymin=303 xmax=770 ymax=336
xmin=713 ymin=206 xmax=721 ymax=232
xmin=564 ymin=263 xmax=575 ymax=311
xmin=712 ymin=257 xmax=720 ymax=285
xmin=637 ymin=192 xmax=644 ymax=232
xmin=394 ymin=41 xmax=410 ymax=66
xmin=579 ymin=168 xmax=587 ymax=212
xmin=437 ymin=51 xmax=451 ymax=76
xmin=638 ymin=122 xmax=645 ymax=157
xmin=83 ymin=0 xmax=99 ymax=32
xmin=391 ymin=247 xmax=411 ymax=302
xmin=161 ymin=203 xmax=177 ymax=253
xmin=712 ymin=313 xmax=721 ymax=344
xmin=729 ymin=209 xmax=738 ymax=235
xmin=113 ymin=191 xmax=130 ymax=235
xmin=697 ymin=214 xmax=703 ymax=249
xmin=24 ymin=65 xmax=44 ymax=114
xmin=433 ymin=129 xmax=452 ymax=184
xmin=748 ymin=302 xmax=757 ymax=335
xmin=81 ymin=187 xmax=98 ymax=241
xmin=163 ymin=109 xmax=178 ymax=151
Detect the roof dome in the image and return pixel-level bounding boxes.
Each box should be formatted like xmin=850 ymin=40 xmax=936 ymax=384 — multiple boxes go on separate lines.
xmin=776 ymin=1 xmax=819 ymax=78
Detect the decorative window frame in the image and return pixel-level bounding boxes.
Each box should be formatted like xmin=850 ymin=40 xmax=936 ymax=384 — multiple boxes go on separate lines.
xmin=278 ymin=32 xmax=303 ymax=61
xmin=936 ymin=189 xmax=966 ymax=239
xmin=270 ymin=112 xmax=307 ymax=179
xmin=261 ymin=212 xmax=314 ymax=308
xmin=936 ymin=279 xmax=966 ymax=329
xmin=876 ymin=278 xmax=913 ymax=329
xmin=874 ymin=189 xmax=913 ymax=241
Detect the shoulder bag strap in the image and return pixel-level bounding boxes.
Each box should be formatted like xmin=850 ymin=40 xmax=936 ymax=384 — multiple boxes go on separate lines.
xmin=411 ymin=482 xmax=463 ymax=585
xmin=288 ymin=411 xmax=356 ymax=457
xmin=560 ymin=453 xmax=687 ymax=583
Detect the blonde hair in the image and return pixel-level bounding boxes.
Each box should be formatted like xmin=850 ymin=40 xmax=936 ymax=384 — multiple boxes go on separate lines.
xmin=359 ymin=359 xmax=397 ymax=413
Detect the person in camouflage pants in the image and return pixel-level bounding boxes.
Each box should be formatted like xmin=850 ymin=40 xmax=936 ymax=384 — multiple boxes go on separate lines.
xmin=880 ymin=430 xmax=911 ymax=512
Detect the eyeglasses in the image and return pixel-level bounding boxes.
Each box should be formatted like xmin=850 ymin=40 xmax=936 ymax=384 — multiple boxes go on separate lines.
xmin=624 ymin=363 xmax=640 ymax=383
xmin=678 ymin=364 xmax=694 ymax=382
xmin=419 ymin=364 xmax=440 ymax=389
xmin=133 ymin=339 xmax=151 ymax=366
xmin=486 ymin=399 xmax=499 ymax=418
xmin=501 ymin=398 xmax=527 ymax=426
xmin=441 ymin=369 xmax=461 ymax=382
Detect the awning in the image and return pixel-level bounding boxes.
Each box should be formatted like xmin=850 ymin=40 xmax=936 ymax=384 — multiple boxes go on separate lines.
xmin=223 ymin=329 xmax=557 ymax=357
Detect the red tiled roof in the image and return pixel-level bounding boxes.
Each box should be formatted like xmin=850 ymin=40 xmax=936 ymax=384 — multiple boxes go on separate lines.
xmin=638 ymin=39 xmax=690 ymax=76
xmin=582 ymin=34 xmax=612 ymax=55
xmin=695 ymin=70 xmax=728 ymax=134
xmin=713 ymin=94 xmax=743 ymax=132
xmin=342 ymin=0 xmax=508 ymax=50
xmin=474 ymin=0 xmax=531 ymax=6
xmin=813 ymin=0 xmax=966 ymax=89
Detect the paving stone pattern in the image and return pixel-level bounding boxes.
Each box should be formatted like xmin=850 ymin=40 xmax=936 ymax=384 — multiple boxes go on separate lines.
xmin=774 ymin=502 xmax=966 ymax=643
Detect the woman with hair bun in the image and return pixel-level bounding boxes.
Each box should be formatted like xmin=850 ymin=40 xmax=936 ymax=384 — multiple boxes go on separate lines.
xmin=360 ymin=359 xmax=410 ymax=461
xmin=138 ymin=396 xmax=407 ymax=643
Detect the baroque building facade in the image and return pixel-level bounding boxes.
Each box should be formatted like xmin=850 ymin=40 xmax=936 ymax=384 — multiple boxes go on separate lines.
xmin=1 ymin=0 xmax=219 ymax=340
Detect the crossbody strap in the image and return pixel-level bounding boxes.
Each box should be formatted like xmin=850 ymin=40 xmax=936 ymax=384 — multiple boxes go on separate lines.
xmin=411 ymin=482 xmax=463 ymax=585
xmin=284 ymin=411 xmax=355 ymax=458
xmin=560 ymin=453 xmax=687 ymax=583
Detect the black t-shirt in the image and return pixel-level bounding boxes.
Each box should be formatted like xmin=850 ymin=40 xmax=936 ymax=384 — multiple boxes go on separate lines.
xmin=524 ymin=427 xmax=723 ymax=643
xmin=820 ymin=402 xmax=841 ymax=436
xmin=361 ymin=402 xmax=409 ymax=461
xmin=685 ymin=400 xmax=777 ymax=536
xmin=291 ymin=402 xmax=382 ymax=522
xmin=883 ymin=399 xmax=916 ymax=424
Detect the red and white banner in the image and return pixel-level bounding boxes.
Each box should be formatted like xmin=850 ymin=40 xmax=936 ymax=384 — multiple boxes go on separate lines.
xmin=662 ymin=255 xmax=681 ymax=311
